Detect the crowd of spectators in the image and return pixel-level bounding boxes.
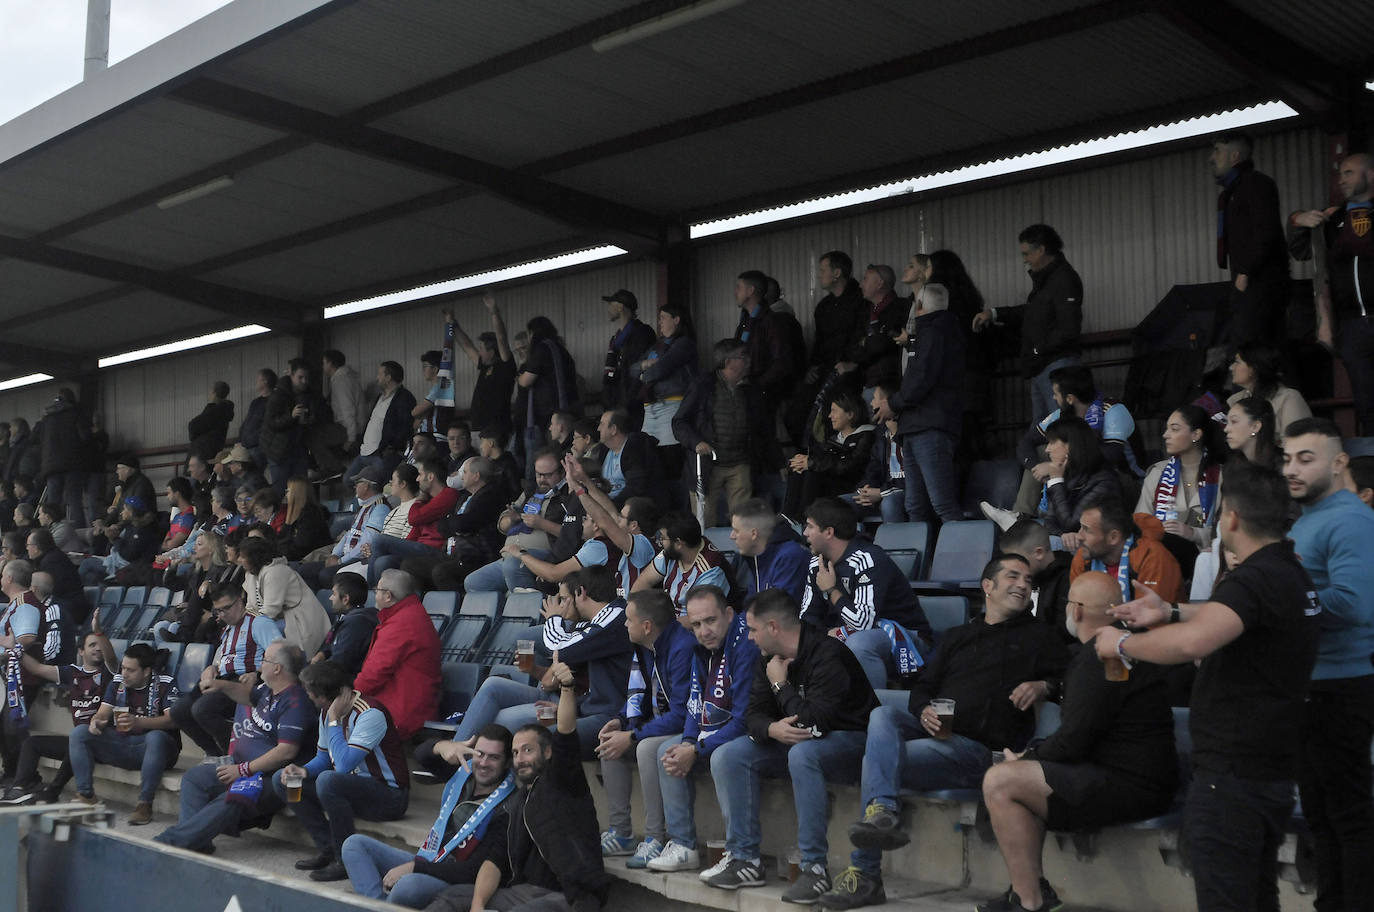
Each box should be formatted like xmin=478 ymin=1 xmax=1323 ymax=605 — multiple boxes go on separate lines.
xmin=0 ymin=136 xmax=1370 ymax=912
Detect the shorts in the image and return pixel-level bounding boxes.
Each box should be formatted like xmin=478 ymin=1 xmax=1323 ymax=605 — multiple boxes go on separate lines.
xmin=1040 ymin=760 xmax=1174 ymax=832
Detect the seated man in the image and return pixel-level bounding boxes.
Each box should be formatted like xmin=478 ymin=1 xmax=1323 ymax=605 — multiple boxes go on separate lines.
xmin=298 ymin=466 xmax=390 ymax=590
xmin=461 ymin=448 xmax=574 ymax=596
xmin=341 ymin=725 xmax=515 ymax=908
xmin=352 ymin=570 xmax=440 ymax=740
xmin=478 ymin=427 xmax=523 ymax=502
xmin=705 ymin=590 xmax=878 ymax=902
xmin=69 ymin=642 xmax=181 ymax=825
xmin=820 ymin=553 xmax=1071 ymax=910
xmin=565 ymin=453 xmax=659 ymax=593
xmin=170 ymin=582 xmax=283 ymax=758
xmin=647 ymin=585 xmax=758 ymax=873
xmin=632 ymin=511 xmax=735 ymax=612
xmin=999 ymin=520 xmax=1074 ymax=642
xmin=501 ymin=496 xmax=626 ymax=593
xmin=8 ymin=625 xmax=116 ymax=804
xmin=977 ymin=571 xmax=1177 ymax=912
xmin=997 ymin=364 xmax=1141 ymax=520
xmin=730 ymin=499 xmax=810 ymax=605
xmin=365 ymin=457 xmax=458 ymax=584
xmin=595 ymin=590 xmax=696 ymax=864
xmin=800 ymin=497 xmax=933 ymax=690
xmin=1068 ymin=499 xmax=1184 ymax=603
xmin=427 ymin=664 xmax=612 ymax=912
xmin=597 ymin=408 xmax=663 ymax=508
xmin=313 ymin=572 xmax=379 ymax=675
xmin=273 ymin=661 xmax=410 ymax=882
xmin=154 ymin=641 xmax=313 ymax=853
xmin=449 ymin=565 xmax=632 ymax=757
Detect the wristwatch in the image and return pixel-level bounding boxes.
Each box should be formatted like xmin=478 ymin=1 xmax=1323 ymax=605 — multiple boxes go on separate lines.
xmin=770 ymin=680 xmax=785 ymax=694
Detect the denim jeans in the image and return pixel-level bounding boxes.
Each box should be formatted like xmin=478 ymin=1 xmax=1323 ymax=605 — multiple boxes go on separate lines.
xmin=268 ymin=449 xmax=310 ymax=494
xmin=153 ymin=762 xmax=243 ymax=851
xmin=844 ymin=630 xmax=930 ymax=693
xmin=850 ymin=705 xmax=991 ymax=874
xmin=711 ymin=729 xmax=866 ymax=866
xmin=450 ymin=675 xmax=608 ymax=758
xmin=601 ymin=733 xmax=675 ymax=840
xmin=842 ymin=491 xmax=907 ymax=525
xmin=1185 ymin=769 xmax=1294 ymax=912
xmin=463 ymin=550 xmax=550 ymax=595
xmin=900 ymin=430 xmax=961 ymax=523
xmin=368 ymin=535 xmax=441 ymax=584
xmin=660 ymin=737 xmax=712 ymax=849
xmin=1029 ymin=356 xmax=1078 ymax=427
xmin=342 ymin=834 xmax=449 ymax=906
xmin=271 ymin=768 xmax=408 ymax=856
xmin=69 ymin=726 xmax=179 ymax=803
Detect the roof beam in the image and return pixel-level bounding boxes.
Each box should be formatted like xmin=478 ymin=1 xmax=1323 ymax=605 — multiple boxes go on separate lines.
xmin=1157 ymin=0 xmax=1349 ymax=118
xmin=0 ymin=233 xmax=302 ymax=333
xmin=168 ymin=78 xmax=678 ymax=256
xmin=0 ymin=341 xmax=86 ymax=378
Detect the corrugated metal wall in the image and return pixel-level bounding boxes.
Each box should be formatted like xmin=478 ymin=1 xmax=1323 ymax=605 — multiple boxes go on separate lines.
xmin=0 ymin=126 xmax=1329 ymax=454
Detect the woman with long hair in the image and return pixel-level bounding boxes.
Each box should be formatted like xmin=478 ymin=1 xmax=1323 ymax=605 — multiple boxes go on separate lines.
xmin=928 ymin=248 xmax=993 ymax=460
xmin=1224 ymin=397 xmax=1279 ymax=470
xmin=278 ymin=476 xmax=332 ymax=561
xmin=637 ymin=301 xmax=698 ymax=484
xmin=1136 ymin=404 xmax=1227 ymax=572
xmin=514 ymin=316 xmax=578 ymax=474
xmin=1226 ymin=342 xmax=1310 ymax=441
xmin=784 ymin=392 xmax=876 ymax=516
xmin=1041 ymin=415 xmax=1121 ymax=543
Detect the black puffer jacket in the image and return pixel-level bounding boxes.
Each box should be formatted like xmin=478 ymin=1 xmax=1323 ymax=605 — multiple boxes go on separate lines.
xmin=36 ymin=397 xmax=87 ymax=478
xmin=996 ymin=256 xmax=1084 ymax=378
xmin=1043 ymin=466 xmax=1121 ymax=535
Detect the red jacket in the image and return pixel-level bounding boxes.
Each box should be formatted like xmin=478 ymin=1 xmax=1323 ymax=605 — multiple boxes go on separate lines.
xmin=352 ymin=593 xmax=440 ymax=738
xmin=405 ymin=486 xmax=459 ymax=549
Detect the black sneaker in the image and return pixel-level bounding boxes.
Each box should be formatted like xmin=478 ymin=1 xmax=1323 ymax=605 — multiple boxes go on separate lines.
xmin=701 ymin=857 xmax=765 ymax=890
xmin=1 ymin=783 xmax=38 ymax=804
xmin=848 ymin=800 xmax=909 ymax=851
xmin=782 ymin=863 xmax=831 ymax=904
xmin=975 ymin=879 xmax=1063 ymax=912
xmin=33 ymin=784 xmax=61 ymax=805
xmin=294 ymin=850 xmax=334 ymax=871
xmin=309 ymin=861 xmax=348 ymax=882
xmin=818 ymin=866 xmax=886 ymax=909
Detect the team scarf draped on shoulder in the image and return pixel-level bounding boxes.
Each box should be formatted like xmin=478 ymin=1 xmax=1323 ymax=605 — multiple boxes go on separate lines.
xmin=1152 ymin=456 xmax=1220 ymax=524
xmin=418 ymin=767 xmax=516 ymax=863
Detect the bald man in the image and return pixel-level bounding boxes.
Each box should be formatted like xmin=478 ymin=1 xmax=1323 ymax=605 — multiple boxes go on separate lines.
xmin=1290 ymin=151 xmax=1374 ymax=434
xmin=978 ymin=571 xmax=1176 ymax=912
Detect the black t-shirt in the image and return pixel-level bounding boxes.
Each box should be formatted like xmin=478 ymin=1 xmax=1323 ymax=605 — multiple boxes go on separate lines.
xmin=1189 ymin=540 xmax=1321 ymax=780
xmin=522 ymin=340 xmax=576 ymax=427
xmin=471 ymin=358 xmax=517 ymax=434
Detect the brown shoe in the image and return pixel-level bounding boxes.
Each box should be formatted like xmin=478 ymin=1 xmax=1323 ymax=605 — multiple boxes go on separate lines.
xmin=128 ymin=802 xmax=153 ymax=826
xmin=74 ymin=793 xmax=99 ymax=806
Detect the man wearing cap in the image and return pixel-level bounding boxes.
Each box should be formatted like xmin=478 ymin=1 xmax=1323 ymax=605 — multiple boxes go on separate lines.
xmin=298 ymin=466 xmax=391 ymax=591
xmin=99 ymin=455 xmax=154 ymax=528
xmin=603 ymin=289 xmax=656 ymax=431
xmin=224 ymin=443 xmax=268 ymax=494
xmin=855 ymin=265 xmax=911 ymax=398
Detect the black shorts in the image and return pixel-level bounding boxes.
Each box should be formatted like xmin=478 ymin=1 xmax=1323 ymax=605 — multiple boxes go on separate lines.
xmin=1040 ymin=760 xmax=1173 ymax=832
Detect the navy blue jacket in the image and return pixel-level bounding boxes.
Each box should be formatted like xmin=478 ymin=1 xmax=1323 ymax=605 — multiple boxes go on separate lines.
xmin=800 ymin=539 xmax=931 ymax=640
xmin=890 ymin=308 xmax=964 ymax=438
xmin=739 ymin=521 xmax=810 ymax=606
xmin=625 ymin=620 xmax=697 ymax=740
xmin=682 ymin=610 xmax=759 ymax=758
xmin=541 ymin=599 xmax=633 ymax=721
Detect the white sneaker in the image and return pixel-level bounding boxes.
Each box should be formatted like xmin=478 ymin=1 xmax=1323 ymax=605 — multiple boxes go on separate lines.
xmin=625 ymin=837 xmax=663 ymax=869
xmin=979 ymin=501 xmax=1019 ymax=532
xmin=699 ymin=854 xmax=733 ymax=881
xmin=647 ymin=840 xmax=700 ymax=872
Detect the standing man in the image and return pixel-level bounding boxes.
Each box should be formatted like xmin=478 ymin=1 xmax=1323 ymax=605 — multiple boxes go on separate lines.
xmin=1289 ymin=152 xmax=1374 ymax=434
xmin=274 ymin=661 xmax=410 ymax=883
xmin=412 ymin=349 xmax=451 ymax=440
xmin=601 ymin=289 xmax=656 ymax=430
xmin=0 ymin=560 xmax=41 ymax=781
xmin=321 ymin=349 xmax=363 ymax=466
xmin=154 ymin=642 xmax=314 ymax=854
xmin=449 ymin=294 xmax=518 ymax=436
xmin=875 ymin=283 xmax=965 ymax=524
xmin=808 ymin=251 xmax=866 ymax=391
xmin=647 ymin=586 xmax=759 ymax=873
xmin=973 ymin=224 xmax=1083 ymax=424
xmin=1097 ymin=462 xmax=1321 ymax=912
xmin=1211 ymin=133 xmax=1289 ymax=347
xmin=799 ymin=497 xmax=932 ymax=690
xmin=188 ymin=381 xmax=234 ymax=462
xmin=345 ymin=361 xmax=417 ymax=485
xmin=239 ymin=368 xmax=276 ymax=471
xmin=262 ymin=359 xmax=324 ymax=492
xmin=1283 ymin=417 xmax=1374 ymax=912
xmin=854 ymin=264 xmax=910 ymax=397
xmin=704 ymin=590 xmax=877 ymax=901
xmin=733 ymin=271 xmax=796 ymax=427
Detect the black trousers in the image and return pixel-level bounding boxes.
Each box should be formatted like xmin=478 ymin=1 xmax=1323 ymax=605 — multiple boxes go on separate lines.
xmin=14 ymin=733 xmax=72 ymax=789
xmin=1298 ymin=677 xmax=1374 ymax=912
xmin=1186 ymin=769 xmax=1294 ymax=912
xmin=169 ymin=685 xmax=238 ymax=757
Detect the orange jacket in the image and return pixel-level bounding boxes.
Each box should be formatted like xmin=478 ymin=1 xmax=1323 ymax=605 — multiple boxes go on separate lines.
xmin=1070 ymin=512 xmax=1184 ymax=602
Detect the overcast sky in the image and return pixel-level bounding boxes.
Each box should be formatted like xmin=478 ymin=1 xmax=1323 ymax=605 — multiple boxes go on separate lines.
xmin=0 ymin=0 xmax=232 ymax=125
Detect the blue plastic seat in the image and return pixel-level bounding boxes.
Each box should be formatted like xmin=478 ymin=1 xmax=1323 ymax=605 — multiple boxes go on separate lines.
xmin=177 ymin=643 xmax=213 ymax=695
xmin=913 ymin=520 xmax=996 ymax=594
xmin=874 ymin=522 xmax=930 ymax=581
xmin=918 ymin=595 xmax=968 ymax=643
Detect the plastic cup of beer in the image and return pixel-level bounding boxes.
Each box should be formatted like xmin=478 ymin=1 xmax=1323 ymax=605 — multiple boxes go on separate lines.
xmin=535 ymin=701 xmax=557 ymax=726
xmin=112 ymin=706 xmax=131 ymax=732
xmin=930 ymin=699 xmax=955 ymax=740
xmin=1104 ymin=655 xmax=1131 ymax=682
xmin=283 ymin=769 xmax=305 ymax=803
xmin=516 ymin=640 xmax=535 ymax=674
